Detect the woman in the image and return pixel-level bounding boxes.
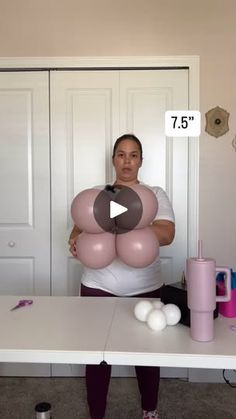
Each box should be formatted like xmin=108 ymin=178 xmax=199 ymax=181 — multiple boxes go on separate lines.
xmin=69 ymin=134 xmax=175 ymax=419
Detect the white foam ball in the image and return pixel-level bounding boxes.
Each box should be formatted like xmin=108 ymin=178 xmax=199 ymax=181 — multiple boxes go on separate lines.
xmin=146 ymin=309 xmax=167 ymax=331
xmin=162 ymin=304 xmax=181 ymax=326
xmin=152 ymin=300 xmax=164 ymax=309
xmin=134 ymin=300 xmax=153 ymax=322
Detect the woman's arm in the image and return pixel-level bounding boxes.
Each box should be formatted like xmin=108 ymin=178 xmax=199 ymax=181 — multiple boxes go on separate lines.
xmin=150 ymin=220 xmax=175 ymax=246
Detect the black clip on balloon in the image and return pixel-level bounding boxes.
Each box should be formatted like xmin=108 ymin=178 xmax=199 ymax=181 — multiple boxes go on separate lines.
xmin=105 ymin=184 xmax=116 ymax=193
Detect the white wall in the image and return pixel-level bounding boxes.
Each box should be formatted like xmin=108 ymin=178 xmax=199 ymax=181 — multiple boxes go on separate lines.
xmin=0 ymin=0 xmax=236 ymax=268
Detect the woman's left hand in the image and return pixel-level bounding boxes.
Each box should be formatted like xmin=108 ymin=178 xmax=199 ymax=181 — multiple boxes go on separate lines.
xmin=151 ymin=220 xmax=175 ymax=246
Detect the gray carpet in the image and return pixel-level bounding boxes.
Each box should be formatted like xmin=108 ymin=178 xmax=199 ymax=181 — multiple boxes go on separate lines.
xmin=0 ymin=377 xmax=235 ymax=419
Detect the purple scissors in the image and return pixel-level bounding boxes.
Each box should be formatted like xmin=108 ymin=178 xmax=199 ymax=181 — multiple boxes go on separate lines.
xmin=10 ymin=299 xmax=33 ymax=311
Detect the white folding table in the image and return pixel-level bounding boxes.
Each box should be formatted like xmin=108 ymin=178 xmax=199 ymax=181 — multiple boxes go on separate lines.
xmin=104 ymin=298 xmax=236 ymax=370
xmin=0 ymin=296 xmax=116 ymax=364
xmin=0 ymin=296 xmax=235 ymax=370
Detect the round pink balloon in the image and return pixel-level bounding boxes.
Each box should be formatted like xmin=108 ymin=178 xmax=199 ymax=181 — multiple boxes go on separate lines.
xmin=76 ymin=232 xmax=116 ymax=269
xmin=71 ymin=189 xmax=103 ymax=233
xmin=130 ymin=184 xmax=158 ymax=229
xmin=116 ymin=227 xmax=159 ymax=268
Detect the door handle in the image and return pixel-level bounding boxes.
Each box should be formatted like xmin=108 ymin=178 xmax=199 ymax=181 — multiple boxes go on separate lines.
xmin=8 ymin=241 xmax=16 ymax=247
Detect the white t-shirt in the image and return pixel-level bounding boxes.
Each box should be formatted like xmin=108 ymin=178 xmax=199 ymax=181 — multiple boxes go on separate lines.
xmin=81 ymin=183 xmax=175 ymax=296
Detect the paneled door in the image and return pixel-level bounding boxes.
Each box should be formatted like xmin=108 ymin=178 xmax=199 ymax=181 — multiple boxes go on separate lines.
xmin=50 ymin=69 xmax=189 ymax=377
xmin=0 ymin=71 xmax=50 ymax=376
xmin=50 ymin=71 xmax=120 ymax=297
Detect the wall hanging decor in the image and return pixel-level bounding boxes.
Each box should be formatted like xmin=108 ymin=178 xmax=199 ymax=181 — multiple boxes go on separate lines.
xmin=205 ymin=106 xmax=230 ymax=138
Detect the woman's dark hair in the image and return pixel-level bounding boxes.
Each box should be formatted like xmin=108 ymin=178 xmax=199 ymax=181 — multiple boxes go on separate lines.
xmin=112 ymin=134 xmax=143 ymax=160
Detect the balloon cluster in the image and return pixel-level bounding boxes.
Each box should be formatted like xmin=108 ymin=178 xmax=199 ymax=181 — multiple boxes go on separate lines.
xmin=71 ymin=184 xmax=159 ymax=268
xmin=134 ymin=300 xmax=181 ymax=331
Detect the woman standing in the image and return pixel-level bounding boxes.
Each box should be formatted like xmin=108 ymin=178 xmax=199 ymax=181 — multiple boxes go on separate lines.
xmin=69 ymin=134 xmax=175 ymax=419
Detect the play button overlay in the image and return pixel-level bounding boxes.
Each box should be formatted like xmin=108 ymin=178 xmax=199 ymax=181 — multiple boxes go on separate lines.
xmin=110 ymin=201 xmax=128 ymax=218
xmin=93 ymin=185 xmax=143 ymax=234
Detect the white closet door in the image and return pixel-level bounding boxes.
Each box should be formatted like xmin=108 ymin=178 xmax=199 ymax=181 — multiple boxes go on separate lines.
xmin=50 ymin=71 xmax=120 ymax=297
xmin=0 ymin=71 xmax=50 ymax=376
xmin=0 ymin=72 xmax=50 ymax=295
xmin=119 ymin=70 xmax=188 ymax=286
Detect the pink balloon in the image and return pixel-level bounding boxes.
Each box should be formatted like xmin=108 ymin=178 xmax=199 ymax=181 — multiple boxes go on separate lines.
xmin=116 ymin=227 xmax=159 ymax=268
xmin=71 ymin=189 xmax=103 ymax=233
xmin=76 ymin=232 xmax=116 ymax=269
xmin=130 ymin=184 xmax=158 ymax=229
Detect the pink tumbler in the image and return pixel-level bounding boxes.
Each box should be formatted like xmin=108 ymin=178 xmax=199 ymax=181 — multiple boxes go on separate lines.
xmin=187 ymin=241 xmax=231 ymax=342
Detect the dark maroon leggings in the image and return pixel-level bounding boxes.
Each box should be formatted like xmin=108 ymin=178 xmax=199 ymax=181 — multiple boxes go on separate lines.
xmin=81 ymin=284 xmax=161 ymax=419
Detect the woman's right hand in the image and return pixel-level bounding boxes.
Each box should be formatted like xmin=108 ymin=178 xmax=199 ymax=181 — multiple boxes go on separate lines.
xmin=68 ymin=237 xmax=77 ymax=257
xmin=68 ymin=225 xmax=82 ymax=257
